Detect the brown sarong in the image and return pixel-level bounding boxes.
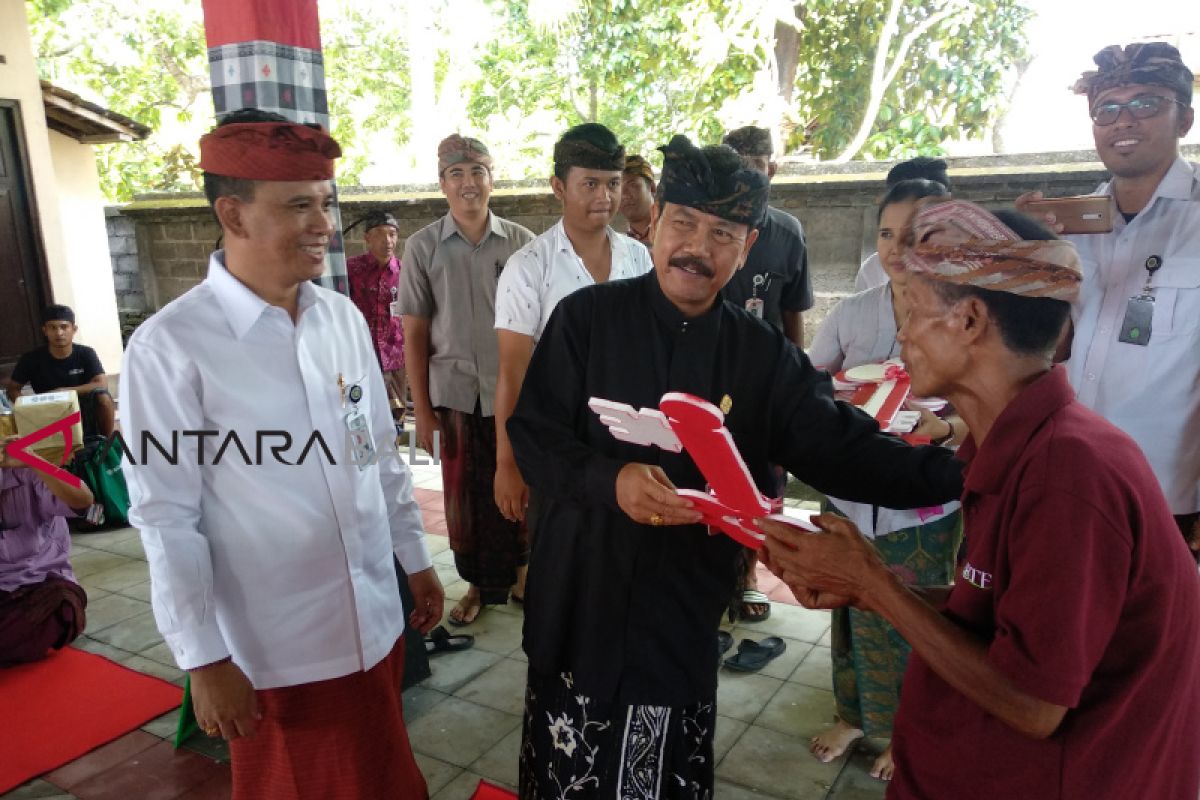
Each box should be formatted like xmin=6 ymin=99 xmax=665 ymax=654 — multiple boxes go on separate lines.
xmin=0 ymin=576 xmax=87 ymax=667
xmin=436 ymin=405 xmax=529 ymax=605
xmin=230 ymin=637 xmax=428 ymax=800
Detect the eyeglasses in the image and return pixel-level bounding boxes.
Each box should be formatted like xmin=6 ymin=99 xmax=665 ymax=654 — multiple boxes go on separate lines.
xmin=1090 ymin=95 xmax=1184 ymax=126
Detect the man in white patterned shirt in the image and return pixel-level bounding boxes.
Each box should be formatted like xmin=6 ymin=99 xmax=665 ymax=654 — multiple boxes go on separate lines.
xmin=493 ymin=123 xmax=652 ymax=527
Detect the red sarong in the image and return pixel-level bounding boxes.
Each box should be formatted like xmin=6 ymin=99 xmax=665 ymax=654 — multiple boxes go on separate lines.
xmin=230 ymin=637 xmax=428 ymax=800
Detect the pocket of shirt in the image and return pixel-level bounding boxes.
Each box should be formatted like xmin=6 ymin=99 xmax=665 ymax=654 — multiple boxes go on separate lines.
xmin=1151 ymin=259 xmax=1200 ymax=338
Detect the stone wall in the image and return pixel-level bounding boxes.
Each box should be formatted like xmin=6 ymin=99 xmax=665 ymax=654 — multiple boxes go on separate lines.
xmin=107 ymin=145 xmax=1199 ymax=344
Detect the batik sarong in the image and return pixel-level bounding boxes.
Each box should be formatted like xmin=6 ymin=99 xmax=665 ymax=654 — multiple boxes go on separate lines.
xmin=827 ymin=506 xmax=961 ymax=738
xmin=0 ymin=576 xmax=86 ymax=666
xmin=437 ymin=405 xmax=528 ymax=604
xmin=520 ymin=668 xmax=716 ymax=800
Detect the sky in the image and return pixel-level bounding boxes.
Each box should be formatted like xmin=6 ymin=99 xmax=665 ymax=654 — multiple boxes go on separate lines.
xmin=995 ymin=0 xmax=1200 ymax=153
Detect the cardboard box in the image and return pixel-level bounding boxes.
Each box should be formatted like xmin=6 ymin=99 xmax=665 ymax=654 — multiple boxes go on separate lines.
xmin=14 ymin=392 xmax=84 ymax=465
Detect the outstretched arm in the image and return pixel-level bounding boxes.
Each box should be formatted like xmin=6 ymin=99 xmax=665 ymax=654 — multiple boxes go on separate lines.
xmin=760 ymin=514 xmax=1067 ymax=739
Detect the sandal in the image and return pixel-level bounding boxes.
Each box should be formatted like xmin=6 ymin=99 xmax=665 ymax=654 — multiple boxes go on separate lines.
xmin=738 ymin=589 xmax=771 ymax=623
xmin=448 ymin=591 xmax=484 ymax=627
xmin=717 ymin=630 xmax=734 ymax=657
xmin=723 ymin=636 xmax=786 ymax=672
xmin=424 ymin=625 xmax=475 ymax=655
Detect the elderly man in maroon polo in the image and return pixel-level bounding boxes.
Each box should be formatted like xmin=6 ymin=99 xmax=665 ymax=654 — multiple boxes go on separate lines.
xmin=760 ymin=200 xmax=1200 ymax=800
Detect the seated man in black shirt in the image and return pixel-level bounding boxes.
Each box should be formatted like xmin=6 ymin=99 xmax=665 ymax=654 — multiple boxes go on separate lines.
xmin=6 ymin=305 xmax=115 ymax=437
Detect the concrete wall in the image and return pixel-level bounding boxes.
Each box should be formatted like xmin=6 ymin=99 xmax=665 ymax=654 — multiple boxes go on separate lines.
xmin=0 ymin=0 xmax=69 ymax=307
xmin=47 ymin=131 xmax=125 ymax=373
xmin=0 ymin=0 xmax=124 ymax=373
xmin=111 ymin=157 xmax=1118 ymax=343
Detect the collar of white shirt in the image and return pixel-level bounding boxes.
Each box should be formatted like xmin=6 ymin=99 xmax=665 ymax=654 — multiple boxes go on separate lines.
xmin=206 ymin=251 xmax=324 ymax=341
xmin=550 ymin=218 xmax=625 ymax=261
xmin=1100 ymin=156 xmax=1196 ymax=205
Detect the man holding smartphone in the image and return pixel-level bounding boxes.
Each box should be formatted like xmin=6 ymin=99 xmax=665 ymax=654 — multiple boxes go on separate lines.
xmin=1022 ymin=42 xmax=1199 ymax=561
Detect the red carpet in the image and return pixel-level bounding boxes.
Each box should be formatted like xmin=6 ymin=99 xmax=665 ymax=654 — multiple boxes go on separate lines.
xmin=471 ymin=780 xmax=518 ymax=799
xmin=0 ymin=647 xmax=183 ymax=793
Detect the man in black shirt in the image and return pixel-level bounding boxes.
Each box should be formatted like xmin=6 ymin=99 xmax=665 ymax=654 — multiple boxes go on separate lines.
xmin=509 ymin=135 xmax=961 ymax=799
xmin=721 ymin=125 xmax=813 ymax=345
xmin=721 ymin=125 xmax=815 ymax=621
xmin=7 ymin=305 xmax=115 ymax=436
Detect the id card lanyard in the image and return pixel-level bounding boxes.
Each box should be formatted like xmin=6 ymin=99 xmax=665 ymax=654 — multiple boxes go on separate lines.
xmin=1118 ymin=255 xmax=1162 ymax=346
xmin=745 ymin=273 xmax=771 ymax=319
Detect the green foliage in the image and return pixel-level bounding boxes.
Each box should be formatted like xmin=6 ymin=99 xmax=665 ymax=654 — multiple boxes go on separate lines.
xmin=25 ymin=0 xmax=1030 ymax=199
xmin=321 ymin=3 xmax=412 ymax=185
xmin=27 ymin=0 xmax=211 ymax=200
xmin=26 ymin=0 xmax=414 ymax=198
xmin=467 ymin=0 xmax=765 ymax=174
xmin=787 ymin=0 xmax=1031 ymax=160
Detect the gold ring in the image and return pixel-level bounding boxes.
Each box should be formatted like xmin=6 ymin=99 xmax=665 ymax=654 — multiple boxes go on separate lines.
xmin=202 ymin=724 xmax=219 ymax=736
xmin=649 ymin=513 xmax=665 ymax=526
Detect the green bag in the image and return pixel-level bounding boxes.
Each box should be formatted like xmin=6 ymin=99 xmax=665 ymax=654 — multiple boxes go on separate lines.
xmin=78 ymin=439 xmax=131 ymax=525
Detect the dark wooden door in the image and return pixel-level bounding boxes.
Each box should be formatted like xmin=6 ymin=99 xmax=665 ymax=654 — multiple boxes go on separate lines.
xmin=0 ymin=100 xmax=48 ymax=379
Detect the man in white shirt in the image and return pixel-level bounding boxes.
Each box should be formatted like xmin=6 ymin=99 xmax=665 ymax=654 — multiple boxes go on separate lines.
xmin=493 ymin=124 xmax=653 ymax=525
xmin=1024 ymin=42 xmax=1199 ymax=560
xmin=120 ymin=109 xmax=443 ymax=799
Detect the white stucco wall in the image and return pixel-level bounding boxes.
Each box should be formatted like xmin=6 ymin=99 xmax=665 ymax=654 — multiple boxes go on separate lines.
xmin=0 ymin=0 xmax=122 ymax=373
xmin=47 ymin=131 xmax=124 ymax=373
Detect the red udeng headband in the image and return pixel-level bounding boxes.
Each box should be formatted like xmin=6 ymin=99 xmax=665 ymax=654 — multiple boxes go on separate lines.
xmin=198 ymin=122 xmax=341 ymax=180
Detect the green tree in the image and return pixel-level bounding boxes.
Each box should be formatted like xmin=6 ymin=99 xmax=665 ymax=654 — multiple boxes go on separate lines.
xmin=28 ymin=0 xmax=211 ymax=200
xmin=27 ymin=0 xmax=414 ymax=199
xmin=780 ymin=0 xmax=1031 ymax=160
xmin=467 ymin=0 xmax=766 ymax=174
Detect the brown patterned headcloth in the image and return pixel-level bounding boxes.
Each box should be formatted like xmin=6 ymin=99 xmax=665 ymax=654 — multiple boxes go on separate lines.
xmin=1072 ymin=42 xmax=1194 ymax=105
xmin=902 ymin=200 xmax=1083 ymax=303
xmin=437 ymin=134 xmax=493 ymax=176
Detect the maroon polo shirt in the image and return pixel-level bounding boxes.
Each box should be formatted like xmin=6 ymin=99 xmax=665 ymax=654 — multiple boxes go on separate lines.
xmin=890 ymin=367 xmax=1200 ymax=800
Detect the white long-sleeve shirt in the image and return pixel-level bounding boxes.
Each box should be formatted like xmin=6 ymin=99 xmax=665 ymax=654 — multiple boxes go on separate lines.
xmin=120 ymin=253 xmax=432 ymax=689
xmin=1066 ymin=158 xmax=1200 ymax=514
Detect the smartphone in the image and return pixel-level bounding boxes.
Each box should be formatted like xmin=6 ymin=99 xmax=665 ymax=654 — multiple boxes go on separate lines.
xmin=1023 ymin=195 xmax=1114 ymax=234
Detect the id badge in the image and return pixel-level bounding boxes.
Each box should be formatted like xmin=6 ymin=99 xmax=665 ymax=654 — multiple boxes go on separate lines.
xmin=345 ymin=408 xmax=377 ymax=470
xmin=1118 ymin=295 xmax=1154 ymax=345
xmin=390 ymin=300 xmax=402 ymax=317
xmin=745 ymin=297 xmax=765 ymax=319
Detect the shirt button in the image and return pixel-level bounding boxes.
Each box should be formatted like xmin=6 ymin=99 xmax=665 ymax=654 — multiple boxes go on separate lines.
xmin=1087 ymin=373 xmax=1097 ymax=381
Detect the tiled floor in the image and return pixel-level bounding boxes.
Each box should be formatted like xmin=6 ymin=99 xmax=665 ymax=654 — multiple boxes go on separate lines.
xmin=4 ymin=461 xmax=886 ymax=800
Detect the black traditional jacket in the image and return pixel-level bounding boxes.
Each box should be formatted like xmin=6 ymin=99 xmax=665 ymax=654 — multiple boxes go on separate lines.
xmin=509 ymin=271 xmax=962 ymax=707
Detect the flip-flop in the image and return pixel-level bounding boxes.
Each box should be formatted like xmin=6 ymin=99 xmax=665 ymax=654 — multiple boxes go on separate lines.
xmin=424 ymin=625 xmax=475 ymax=655
xmin=723 ymin=636 xmax=786 ymax=672
xmin=739 ymin=589 xmax=772 ymax=623
xmin=717 ymin=630 xmax=734 ymax=657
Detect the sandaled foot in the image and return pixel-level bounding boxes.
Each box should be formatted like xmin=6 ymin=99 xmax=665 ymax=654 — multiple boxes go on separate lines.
xmin=448 ymin=586 xmax=483 ymax=627
xmin=870 ymin=743 xmax=895 ymax=781
xmin=510 ymin=566 xmax=528 ymax=605
xmin=810 ymin=719 xmax=864 ymax=764
xmin=739 ymin=589 xmax=771 ymax=622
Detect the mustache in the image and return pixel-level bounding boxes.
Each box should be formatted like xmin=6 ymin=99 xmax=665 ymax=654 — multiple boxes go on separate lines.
xmin=668 ymin=256 xmax=715 ymax=277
